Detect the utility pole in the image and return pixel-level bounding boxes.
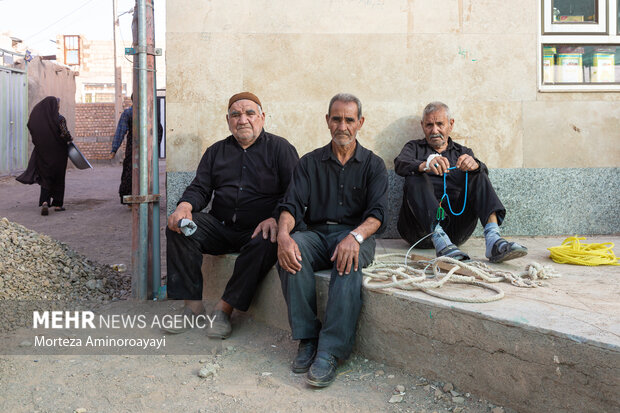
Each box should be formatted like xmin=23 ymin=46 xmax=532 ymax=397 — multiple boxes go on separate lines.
xmin=112 ymin=0 xmax=123 ymax=122
xmin=130 ymin=0 xmax=159 ymax=299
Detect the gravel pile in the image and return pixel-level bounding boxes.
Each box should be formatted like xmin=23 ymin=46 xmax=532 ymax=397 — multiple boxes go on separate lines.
xmin=0 ymin=217 xmax=131 ymax=331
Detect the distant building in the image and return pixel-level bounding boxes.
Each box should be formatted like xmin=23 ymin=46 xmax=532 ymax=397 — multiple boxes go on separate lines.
xmin=55 ymin=34 xmax=134 ymax=104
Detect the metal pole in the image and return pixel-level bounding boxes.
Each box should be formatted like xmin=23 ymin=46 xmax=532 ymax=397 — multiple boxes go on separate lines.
xmin=151 ymin=3 xmax=160 ymax=299
xmin=112 ymin=0 xmax=123 ymax=122
xmin=152 ymin=89 xmax=160 ymax=299
xmin=137 ymin=0 xmax=148 ymax=299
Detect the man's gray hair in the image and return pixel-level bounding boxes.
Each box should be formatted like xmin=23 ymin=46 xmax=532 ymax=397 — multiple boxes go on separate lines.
xmin=423 ymin=101 xmax=451 ymax=120
xmin=328 ymin=93 xmax=362 ymax=119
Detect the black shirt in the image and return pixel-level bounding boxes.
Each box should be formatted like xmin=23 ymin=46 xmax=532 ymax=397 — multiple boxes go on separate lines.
xmin=179 ymin=130 xmax=299 ymax=229
xmin=279 ymin=141 xmax=388 ymax=232
xmin=394 ymin=137 xmax=486 ymax=198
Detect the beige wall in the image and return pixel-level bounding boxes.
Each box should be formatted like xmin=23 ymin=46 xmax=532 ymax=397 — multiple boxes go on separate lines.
xmin=166 ymin=0 xmax=620 ymax=172
xmin=17 ymin=57 xmax=77 ymax=137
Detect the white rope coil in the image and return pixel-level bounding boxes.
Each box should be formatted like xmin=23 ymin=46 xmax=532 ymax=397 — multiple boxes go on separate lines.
xmin=362 ymin=254 xmax=560 ymax=303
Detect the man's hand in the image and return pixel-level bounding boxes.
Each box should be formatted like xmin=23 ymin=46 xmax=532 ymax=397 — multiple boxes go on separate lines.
xmin=167 ymin=202 xmax=193 ymax=233
xmin=330 ymin=234 xmax=360 ymax=276
xmin=109 ymin=152 xmax=116 ymax=160
xmin=455 ymin=154 xmax=479 ymax=172
xmin=421 ymin=155 xmax=450 ymax=176
xmin=251 ymin=217 xmax=278 ymax=242
xmin=277 ymin=233 xmax=302 ymax=274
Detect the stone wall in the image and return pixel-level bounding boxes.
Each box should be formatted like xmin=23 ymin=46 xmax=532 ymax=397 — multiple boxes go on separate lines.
xmin=165 ymin=0 xmax=620 ymax=236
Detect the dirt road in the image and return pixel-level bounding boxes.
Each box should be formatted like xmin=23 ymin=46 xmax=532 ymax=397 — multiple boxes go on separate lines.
xmin=0 ymin=163 xmax=511 ymax=413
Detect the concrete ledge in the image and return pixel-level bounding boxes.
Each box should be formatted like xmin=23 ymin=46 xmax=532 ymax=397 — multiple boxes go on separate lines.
xmin=168 ymin=167 xmax=620 ymax=237
xmin=201 ymin=236 xmax=620 ymax=413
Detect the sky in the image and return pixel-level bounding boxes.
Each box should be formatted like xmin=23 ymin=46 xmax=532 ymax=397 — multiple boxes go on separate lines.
xmin=1 ymin=0 xmax=166 ymax=55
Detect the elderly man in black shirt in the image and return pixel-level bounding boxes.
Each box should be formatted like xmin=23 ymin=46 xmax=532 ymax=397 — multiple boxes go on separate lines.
xmin=166 ymin=92 xmax=299 ymax=338
xmin=277 ymin=93 xmax=388 ymax=388
xmin=394 ymin=101 xmax=527 ymax=263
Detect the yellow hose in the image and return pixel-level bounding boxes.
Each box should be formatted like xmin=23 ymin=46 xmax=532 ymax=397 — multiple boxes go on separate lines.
xmin=548 ymin=236 xmax=619 ymax=266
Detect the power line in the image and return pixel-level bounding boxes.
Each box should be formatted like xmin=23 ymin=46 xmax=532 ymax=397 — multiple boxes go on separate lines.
xmin=25 ymin=0 xmax=98 ymax=42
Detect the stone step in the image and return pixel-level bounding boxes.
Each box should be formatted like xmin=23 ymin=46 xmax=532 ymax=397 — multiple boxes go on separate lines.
xmin=202 ymin=235 xmax=620 ymax=413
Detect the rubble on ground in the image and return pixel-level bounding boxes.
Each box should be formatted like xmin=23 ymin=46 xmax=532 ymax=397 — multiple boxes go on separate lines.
xmin=0 ymin=217 xmax=131 ymax=331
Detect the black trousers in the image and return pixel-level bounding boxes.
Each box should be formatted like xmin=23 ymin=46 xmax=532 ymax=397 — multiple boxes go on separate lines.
xmin=39 ymin=184 xmax=65 ymax=207
xmin=277 ymin=224 xmax=376 ymax=360
xmin=397 ymin=170 xmax=505 ymax=249
xmin=118 ymin=150 xmax=132 ymax=205
xmin=166 ymin=212 xmax=278 ymax=311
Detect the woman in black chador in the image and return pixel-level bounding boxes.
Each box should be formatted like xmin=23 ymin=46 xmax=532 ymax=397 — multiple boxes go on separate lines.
xmin=17 ymin=96 xmax=73 ymax=215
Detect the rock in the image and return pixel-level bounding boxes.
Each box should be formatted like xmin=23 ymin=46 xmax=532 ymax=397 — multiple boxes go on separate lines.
xmin=395 ymin=385 xmax=405 ymax=393
xmin=0 ymin=218 xmax=132 ymax=333
xmin=388 ymin=394 xmax=403 ymax=403
xmin=199 ymin=359 xmax=208 ymax=364
xmin=74 ymin=409 xmax=87 ymax=413
xmin=491 ymin=408 xmax=505 ymax=413
xmin=424 ymin=385 xmax=431 ymax=392
xmin=434 ymin=389 xmax=443 ymax=398
xmin=261 ymin=372 xmax=272 ymax=376
xmin=198 ymin=363 xmax=220 ymax=379
xmin=452 ymin=396 xmax=465 ymax=404
xmin=443 ymin=382 xmax=454 ymax=392
xmin=453 ymin=408 xmax=464 ymax=413
xmin=375 ymin=370 xmax=385 ymax=376
xmin=450 ymin=390 xmax=460 ymax=397
xmin=19 ymin=340 xmax=32 ymax=347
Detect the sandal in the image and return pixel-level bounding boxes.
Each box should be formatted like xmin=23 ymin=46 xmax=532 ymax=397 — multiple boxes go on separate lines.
xmin=437 ymin=244 xmax=471 ymax=262
xmin=488 ymin=238 xmax=528 ymax=263
xmin=41 ymin=202 xmax=49 ymax=216
xmin=54 ymin=207 xmax=66 ymax=211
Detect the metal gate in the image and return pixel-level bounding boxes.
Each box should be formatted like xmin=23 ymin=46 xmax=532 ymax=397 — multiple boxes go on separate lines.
xmin=0 ymin=48 xmax=28 ymax=176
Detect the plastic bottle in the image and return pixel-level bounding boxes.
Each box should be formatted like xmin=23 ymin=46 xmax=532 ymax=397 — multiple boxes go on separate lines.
xmin=111 ymin=263 xmax=127 ymax=272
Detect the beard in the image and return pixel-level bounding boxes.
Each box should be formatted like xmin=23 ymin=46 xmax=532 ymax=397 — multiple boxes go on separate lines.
xmin=333 ymin=133 xmax=354 ymax=146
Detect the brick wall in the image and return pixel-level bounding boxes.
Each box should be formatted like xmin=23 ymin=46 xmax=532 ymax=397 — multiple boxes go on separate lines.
xmin=75 ymin=103 xmax=116 ymax=137
xmin=74 ymin=102 xmax=128 ymax=161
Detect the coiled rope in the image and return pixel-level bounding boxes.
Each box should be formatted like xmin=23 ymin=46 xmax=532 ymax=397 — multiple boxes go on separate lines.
xmin=362 ymin=254 xmax=560 ymax=303
xmin=548 ymin=236 xmax=619 ymax=266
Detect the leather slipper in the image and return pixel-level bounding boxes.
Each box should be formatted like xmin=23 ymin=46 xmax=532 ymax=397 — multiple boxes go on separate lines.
xmin=54 ymin=207 xmax=66 ymax=211
xmin=41 ymin=202 xmax=49 ymax=216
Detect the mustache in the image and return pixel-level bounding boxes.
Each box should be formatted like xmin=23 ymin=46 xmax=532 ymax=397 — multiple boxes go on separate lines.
xmin=430 ymin=134 xmax=443 ymax=139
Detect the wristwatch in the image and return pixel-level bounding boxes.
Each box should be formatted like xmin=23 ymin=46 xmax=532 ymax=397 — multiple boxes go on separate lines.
xmin=350 ymin=231 xmax=364 ymax=244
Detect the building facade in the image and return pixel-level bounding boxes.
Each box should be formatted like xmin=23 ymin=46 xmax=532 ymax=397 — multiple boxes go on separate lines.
xmin=165 ymin=0 xmax=620 ymax=236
